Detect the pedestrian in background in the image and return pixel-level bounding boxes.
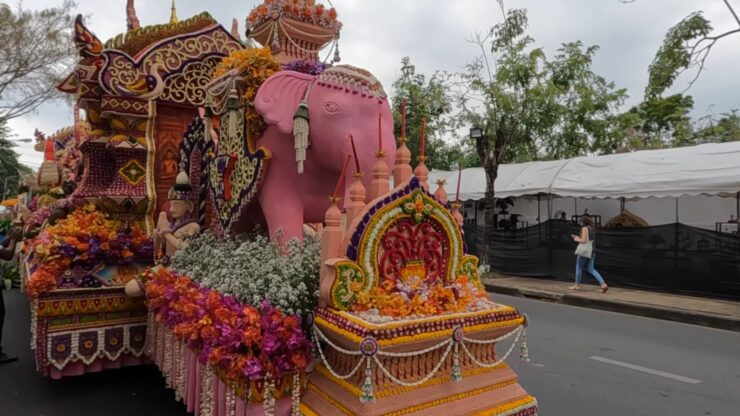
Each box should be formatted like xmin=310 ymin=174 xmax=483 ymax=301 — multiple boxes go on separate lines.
xmin=571 ymin=216 xmax=608 ymax=293
xmin=0 ymin=226 xmax=22 ymax=364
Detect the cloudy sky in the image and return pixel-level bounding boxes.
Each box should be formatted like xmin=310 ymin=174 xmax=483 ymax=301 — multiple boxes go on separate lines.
xmin=9 ymin=0 xmax=740 ymax=168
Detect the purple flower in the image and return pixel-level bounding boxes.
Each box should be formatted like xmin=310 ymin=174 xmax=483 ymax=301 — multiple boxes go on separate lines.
xmin=262 ymin=333 xmax=279 ymax=355
xmin=283 ymin=60 xmax=329 ymax=75
xmin=287 ymin=333 xmax=305 ymax=351
xmin=242 ymin=358 xmax=263 ymax=380
xmin=88 ymin=237 xmax=101 ymax=256
xmin=59 ymin=243 xmax=77 ymax=258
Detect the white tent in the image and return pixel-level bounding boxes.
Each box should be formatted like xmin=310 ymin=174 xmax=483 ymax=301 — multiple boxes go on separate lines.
xmin=430 ymin=141 xmax=740 ymax=200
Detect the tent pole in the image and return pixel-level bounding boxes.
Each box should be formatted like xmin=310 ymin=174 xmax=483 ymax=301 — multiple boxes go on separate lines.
xmin=474 ymin=199 xmax=479 ymax=225
xmin=537 ymin=194 xmax=541 ymax=223
xmin=675 ymin=197 xmax=679 ymax=223
xmin=574 ymin=199 xmax=578 ymax=218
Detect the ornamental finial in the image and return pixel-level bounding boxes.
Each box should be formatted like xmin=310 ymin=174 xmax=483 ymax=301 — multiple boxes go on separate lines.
xmin=126 ymin=0 xmax=140 ymax=30
xmin=170 ymin=0 xmax=179 ymax=24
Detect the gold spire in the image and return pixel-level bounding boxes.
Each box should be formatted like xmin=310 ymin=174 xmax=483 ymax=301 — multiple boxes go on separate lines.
xmin=169 ymin=0 xmax=179 ymax=24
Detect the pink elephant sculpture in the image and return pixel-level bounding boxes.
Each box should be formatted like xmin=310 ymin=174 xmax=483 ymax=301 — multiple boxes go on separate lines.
xmin=254 ymin=65 xmax=396 ymax=243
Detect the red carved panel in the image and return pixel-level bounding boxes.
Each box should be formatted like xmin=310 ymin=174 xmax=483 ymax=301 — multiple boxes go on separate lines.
xmin=378 ymin=218 xmax=450 ymax=284
xmin=153 ymin=104 xmax=196 ymax=216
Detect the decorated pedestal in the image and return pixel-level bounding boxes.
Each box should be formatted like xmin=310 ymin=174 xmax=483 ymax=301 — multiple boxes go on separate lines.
xmin=21 ymin=204 xmax=152 ymax=377
xmin=300 ymin=175 xmax=538 ymax=415
xmin=28 ymin=286 xmax=148 ymax=378
xmin=146 ymin=316 xmax=297 ymax=416
xmin=140 ymin=267 xmax=312 ymax=416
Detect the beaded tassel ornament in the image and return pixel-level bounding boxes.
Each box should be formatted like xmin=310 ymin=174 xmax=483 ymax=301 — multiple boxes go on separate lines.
xmin=226 ymin=87 xmax=240 ymax=141
xmin=452 ymin=342 xmax=462 ymax=382
xmin=520 ymin=314 xmax=531 ymax=363
xmin=291 ymin=372 xmax=301 ymax=416
xmin=293 ymin=100 xmax=309 ymax=174
xmin=360 ymin=358 xmax=375 ymax=403
xmin=333 ymin=31 xmax=341 ymax=62
xmin=263 ymin=374 xmax=276 ymax=416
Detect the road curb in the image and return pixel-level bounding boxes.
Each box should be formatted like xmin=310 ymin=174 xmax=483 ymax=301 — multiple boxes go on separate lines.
xmin=561 ymin=295 xmax=740 ymax=332
xmin=485 ymin=282 xmax=740 ymax=332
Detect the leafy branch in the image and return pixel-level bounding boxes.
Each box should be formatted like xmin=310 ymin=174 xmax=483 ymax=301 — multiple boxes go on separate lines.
xmin=645 ymin=0 xmax=740 ymax=97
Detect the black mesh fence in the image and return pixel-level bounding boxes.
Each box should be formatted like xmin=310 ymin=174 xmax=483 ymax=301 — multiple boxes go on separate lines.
xmin=464 ymin=220 xmax=740 ymax=300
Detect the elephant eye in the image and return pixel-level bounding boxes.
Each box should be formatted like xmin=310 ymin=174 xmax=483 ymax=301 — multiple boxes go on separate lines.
xmin=323 ymin=102 xmax=341 ymax=114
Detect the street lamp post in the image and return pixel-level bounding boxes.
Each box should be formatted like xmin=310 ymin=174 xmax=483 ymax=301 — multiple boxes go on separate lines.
xmin=2 ymin=176 xmax=18 ymax=200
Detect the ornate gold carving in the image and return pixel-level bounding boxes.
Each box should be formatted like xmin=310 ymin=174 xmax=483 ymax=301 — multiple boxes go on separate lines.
xmin=605 ymin=210 xmax=649 ymax=228
xmin=101 ymin=26 xmax=242 ymax=103
xmin=160 ymin=55 xmax=222 ymax=105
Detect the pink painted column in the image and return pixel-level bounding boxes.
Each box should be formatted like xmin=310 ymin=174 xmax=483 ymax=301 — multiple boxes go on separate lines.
xmin=370 ymin=150 xmax=391 ymax=200
xmin=414 ymin=117 xmax=429 ymax=190
xmin=394 ymin=139 xmax=412 ymax=186
xmin=394 ymin=99 xmax=412 ymax=186
xmin=319 ymin=198 xmax=343 ymax=307
xmin=414 ymin=157 xmax=430 ymax=191
xmin=451 ymin=201 xmax=464 ymax=227
xmin=434 ymin=179 xmax=448 ymax=204
xmin=346 ymin=173 xmax=366 ymax=226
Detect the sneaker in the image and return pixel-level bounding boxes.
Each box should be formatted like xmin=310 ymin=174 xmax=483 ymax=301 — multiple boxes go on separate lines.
xmin=0 ymin=353 xmax=18 ymax=364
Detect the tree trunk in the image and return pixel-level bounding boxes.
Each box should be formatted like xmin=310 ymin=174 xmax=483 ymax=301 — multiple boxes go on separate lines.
xmin=475 ymin=130 xmax=499 ymax=267
xmin=482 ymin=159 xmax=498 ymax=267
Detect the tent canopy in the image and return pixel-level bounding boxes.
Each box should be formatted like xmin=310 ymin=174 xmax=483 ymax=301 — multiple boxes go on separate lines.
xmin=429 ymin=141 xmax=740 ymax=200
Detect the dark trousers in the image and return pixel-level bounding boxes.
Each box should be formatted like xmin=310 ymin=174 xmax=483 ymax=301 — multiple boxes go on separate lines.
xmin=0 ymin=289 xmax=4 ymax=354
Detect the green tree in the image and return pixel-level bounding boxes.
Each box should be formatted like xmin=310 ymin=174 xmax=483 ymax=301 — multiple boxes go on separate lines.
xmin=693 ymin=110 xmax=740 ymax=143
xmin=0 ymin=1 xmax=76 ymax=120
xmin=391 ymin=57 xmax=472 ymax=170
xmin=449 ymin=1 xmax=628 ymax=263
xmin=0 ymin=119 xmax=24 ymax=199
xmin=640 ymin=0 xmax=740 ymax=97
xmin=623 ymin=94 xmax=696 ymax=148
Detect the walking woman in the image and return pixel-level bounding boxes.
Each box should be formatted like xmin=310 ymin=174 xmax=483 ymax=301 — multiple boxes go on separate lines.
xmin=571 ymin=216 xmax=608 ymax=293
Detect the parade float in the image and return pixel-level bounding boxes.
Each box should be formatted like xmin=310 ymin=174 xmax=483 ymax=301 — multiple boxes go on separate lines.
xmin=21 ymin=0 xmax=243 ymax=378
xmin=20 ymin=0 xmax=537 ymax=414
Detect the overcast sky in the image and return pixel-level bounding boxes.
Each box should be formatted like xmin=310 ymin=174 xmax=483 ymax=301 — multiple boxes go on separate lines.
xmin=9 ymin=0 xmax=740 ymax=168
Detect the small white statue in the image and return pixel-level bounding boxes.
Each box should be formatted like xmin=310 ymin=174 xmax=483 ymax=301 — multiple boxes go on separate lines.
xmin=125 ymin=171 xmax=200 ymax=297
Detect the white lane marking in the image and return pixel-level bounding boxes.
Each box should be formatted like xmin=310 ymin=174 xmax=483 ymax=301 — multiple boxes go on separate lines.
xmin=588 ymin=356 xmax=702 ymax=384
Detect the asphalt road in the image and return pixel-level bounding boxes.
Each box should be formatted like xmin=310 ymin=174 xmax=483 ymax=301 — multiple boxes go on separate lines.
xmin=498 ymin=293 xmax=740 ymax=416
xmin=2 ymin=289 xmax=739 ymax=416
xmin=0 ymin=289 xmax=187 ymax=416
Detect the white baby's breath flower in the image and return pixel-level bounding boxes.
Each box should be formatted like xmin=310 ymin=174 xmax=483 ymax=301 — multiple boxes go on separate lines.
xmin=170 ymin=231 xmax=321 ymax=315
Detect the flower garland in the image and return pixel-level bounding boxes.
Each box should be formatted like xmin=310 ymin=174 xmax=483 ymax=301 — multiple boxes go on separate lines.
xmin=247 ymin=0 xmax=340 ymax=31
xmin=283 ymin=59 xmax=329 ymax=75
xmin=25 ymin=204 xmax=152 ymax=297
xmin=212 ymin=47 xmax=281 ymax=142
xmin=352 ymin=275 xmax=488 ymax=318
xmin=143 ymin=267 xmax=312 ymax=386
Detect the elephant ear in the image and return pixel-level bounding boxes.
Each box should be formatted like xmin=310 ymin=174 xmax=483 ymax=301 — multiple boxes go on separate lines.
xmin=255 ymin=70 xmax=315 ymax=135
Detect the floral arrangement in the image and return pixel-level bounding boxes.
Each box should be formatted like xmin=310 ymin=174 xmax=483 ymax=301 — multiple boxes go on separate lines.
xmin=0 ymin=198 xmax=17 ymax=208
xmin=25 ymin=205 xmax=52 ymax=234
xmin=352 ymin=273 xmax=488 ymax=318
xmin=212 ymin=47 xmax=281 ymax=142
xmin=144 ymin=267 xmax=312 ymax=383
xmin=247 ymin=0 xmax=340 ymax=31
xmin=58 ymin=144 xmax=81 ymax=183
xmin=283 ymin=59 xmax=329 ymax=75
xmin=25 ymin=204 xmax=152 ymax=296
xmin=169 ymin=232 xmax=320 ymax=315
